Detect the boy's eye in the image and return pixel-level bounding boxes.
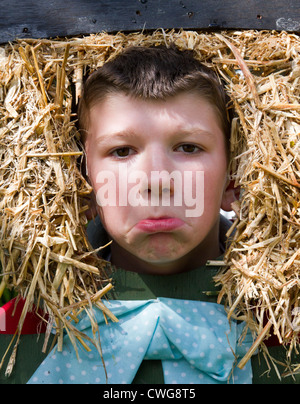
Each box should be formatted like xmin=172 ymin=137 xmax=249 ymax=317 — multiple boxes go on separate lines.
xmin=176 ymin=144 xmax=201 ymax=154
xmin=111 ymin=147 xmax=133 ymax=158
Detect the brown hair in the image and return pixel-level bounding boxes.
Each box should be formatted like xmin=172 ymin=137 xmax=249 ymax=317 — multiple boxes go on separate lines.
xmin=78 ymin=44 xmax=231 ymax=150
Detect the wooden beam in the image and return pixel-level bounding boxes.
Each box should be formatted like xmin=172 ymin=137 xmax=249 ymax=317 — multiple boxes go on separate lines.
xmin=0 ymin=0 xmax=300 ymax=44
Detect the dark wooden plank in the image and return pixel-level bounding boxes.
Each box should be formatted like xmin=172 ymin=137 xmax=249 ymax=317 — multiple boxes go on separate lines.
xmin=0 ymin=0 xmax=300 ymax=44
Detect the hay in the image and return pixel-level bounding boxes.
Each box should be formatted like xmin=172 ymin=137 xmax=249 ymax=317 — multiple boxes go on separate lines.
xmin=1 ymin=29 xmax=300 ymax=376
xmin=0 ymin=37 xmax=117 ymax=376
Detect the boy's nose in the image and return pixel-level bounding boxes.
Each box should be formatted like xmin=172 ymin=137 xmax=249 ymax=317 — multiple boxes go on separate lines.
xmin=139 ymin=172 xmax=175 ymax=200
xmin=138 ymin=147 xmax=175 ymax=200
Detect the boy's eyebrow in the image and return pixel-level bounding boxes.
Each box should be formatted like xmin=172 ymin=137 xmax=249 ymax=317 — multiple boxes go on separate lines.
xmin=169 ymin=127 xmax=220 ymax=143
xmin=174 ymin=128 xmax=216 ymax=139
xmin=95 ymin=130 xmax=139 ymax=145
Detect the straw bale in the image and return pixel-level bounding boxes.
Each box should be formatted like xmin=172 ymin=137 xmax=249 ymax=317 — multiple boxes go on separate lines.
xmin=1 ymin=29 xmax=300 ymax=377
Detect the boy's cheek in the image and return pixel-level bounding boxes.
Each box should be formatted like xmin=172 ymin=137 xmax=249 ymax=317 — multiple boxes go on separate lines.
xmin=96 ymin=205 xmax=132 ymax=236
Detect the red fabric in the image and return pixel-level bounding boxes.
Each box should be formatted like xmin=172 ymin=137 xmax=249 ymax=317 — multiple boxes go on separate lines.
xmin=0 ymin=298 xmax=47 ymax=335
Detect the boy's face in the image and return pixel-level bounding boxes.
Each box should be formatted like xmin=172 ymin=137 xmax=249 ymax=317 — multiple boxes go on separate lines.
xmin=85 ymin=92 xmax=233 ymax=274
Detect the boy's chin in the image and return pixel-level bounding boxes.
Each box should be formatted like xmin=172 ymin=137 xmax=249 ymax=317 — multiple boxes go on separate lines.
xmin=134 ymin=241 xmax=188 ymax=264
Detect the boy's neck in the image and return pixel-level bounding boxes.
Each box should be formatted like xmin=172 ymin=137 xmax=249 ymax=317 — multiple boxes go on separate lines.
xmin=110 ymin=220 xmax=222 ymax=275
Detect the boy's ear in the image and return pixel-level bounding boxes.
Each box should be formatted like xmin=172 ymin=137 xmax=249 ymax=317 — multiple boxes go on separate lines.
xmin=221 ymin=179 xmax=240 ymax=212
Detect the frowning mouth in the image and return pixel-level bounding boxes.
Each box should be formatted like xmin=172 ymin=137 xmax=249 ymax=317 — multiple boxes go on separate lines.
xmin=136 ymin=217 xmax=185 ymax=233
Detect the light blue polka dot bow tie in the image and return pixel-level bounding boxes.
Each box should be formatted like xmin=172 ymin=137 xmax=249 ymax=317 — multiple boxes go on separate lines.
xmin=28 ymin=298 xmax=253 ymax=384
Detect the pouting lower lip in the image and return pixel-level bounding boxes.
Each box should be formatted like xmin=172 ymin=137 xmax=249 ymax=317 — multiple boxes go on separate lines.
xmin=136 ymin=217 xmax=185 ymax=232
